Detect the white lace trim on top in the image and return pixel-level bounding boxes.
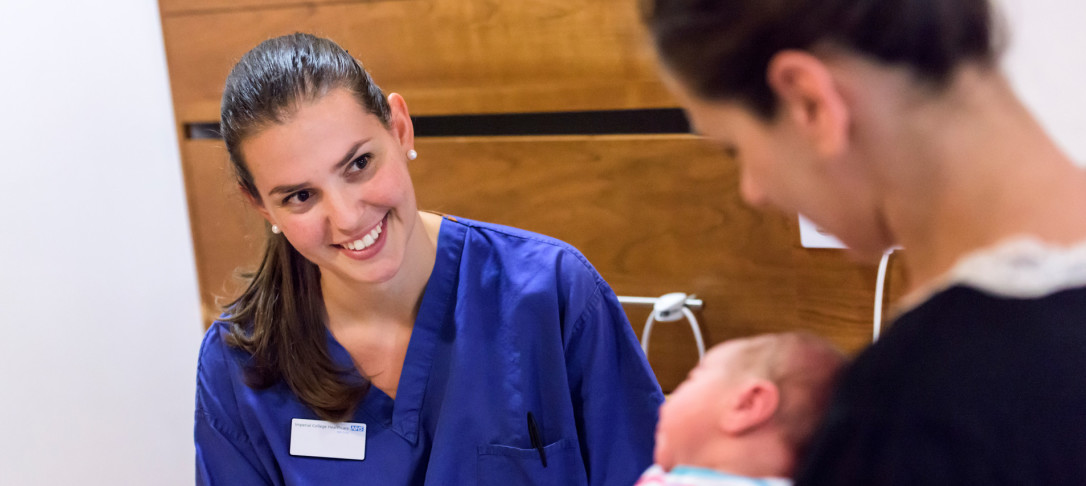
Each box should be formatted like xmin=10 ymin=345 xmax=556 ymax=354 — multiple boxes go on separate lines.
xmin=896 ymin=237 xmax=1086 ymax=314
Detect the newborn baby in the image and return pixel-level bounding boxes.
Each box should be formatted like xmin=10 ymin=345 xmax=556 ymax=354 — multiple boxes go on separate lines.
xmin=637 ymin=332 xmax=846 ymax=485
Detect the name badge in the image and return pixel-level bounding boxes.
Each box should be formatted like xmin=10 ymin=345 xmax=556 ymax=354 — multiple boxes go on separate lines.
xmin=290 ymin=418 xmax=366 ymax=461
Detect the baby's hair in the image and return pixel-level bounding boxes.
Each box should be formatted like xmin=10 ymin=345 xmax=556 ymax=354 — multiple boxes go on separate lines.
xmin=728 ymin=332 xmax=847 ymax=452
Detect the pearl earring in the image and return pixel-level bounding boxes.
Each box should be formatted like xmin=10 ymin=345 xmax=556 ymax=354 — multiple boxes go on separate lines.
xmin=407 ymin=149 xmax=418 ymax=160
xmin=271 ymin=225 xmax=281 ymax=234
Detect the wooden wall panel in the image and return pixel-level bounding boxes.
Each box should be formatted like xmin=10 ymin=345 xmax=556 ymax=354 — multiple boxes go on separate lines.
xmin=161 ymin=0 xmax=912 ymax=392
xmin=409 ymin=135 xmax=910 ymax=390
xmin=180 ymin=140 xmax=267 ymax=325
xmin=160 ymin=0 xmax=673 ymax=123
xmin=181 ymin=133 xmax=909 ymax=391
xmin=160 ymin=0 xmax=393 ymax=16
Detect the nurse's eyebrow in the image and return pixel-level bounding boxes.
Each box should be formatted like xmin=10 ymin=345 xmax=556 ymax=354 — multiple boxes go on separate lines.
xmin=268 ymin=182 xmax=308 ymax=197
xmin=266 ymin=139 xmax=371 ymax=197
xmin=331 ymin=139 xmax=370 ymax=172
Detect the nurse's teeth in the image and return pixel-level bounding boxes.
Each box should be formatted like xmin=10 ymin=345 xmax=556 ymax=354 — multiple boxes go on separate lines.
xmin=345 ymin=222 xmax=383 ymax=250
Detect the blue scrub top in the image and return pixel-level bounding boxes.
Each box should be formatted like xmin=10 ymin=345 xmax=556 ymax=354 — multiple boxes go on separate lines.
xmin=195 ymin=215 xmax=665 ymax=485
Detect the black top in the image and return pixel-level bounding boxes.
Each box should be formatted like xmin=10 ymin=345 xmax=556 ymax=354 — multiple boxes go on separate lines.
xmin=796 ymin=284 xmax=1086 ymax=485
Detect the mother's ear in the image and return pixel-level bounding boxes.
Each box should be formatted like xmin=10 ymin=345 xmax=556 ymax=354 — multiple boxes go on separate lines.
xmin=386 ymin=93 xmax=416 ymax=154
xmin=766 ymin=50 xmax=850 ymax=159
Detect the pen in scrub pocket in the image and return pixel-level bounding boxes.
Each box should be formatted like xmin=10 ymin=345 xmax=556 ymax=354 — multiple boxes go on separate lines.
xmin=526 ymin=411 xmax=547 ymax=467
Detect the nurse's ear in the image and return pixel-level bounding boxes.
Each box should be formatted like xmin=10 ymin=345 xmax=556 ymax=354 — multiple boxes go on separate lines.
xmin=766 ymin=50 xmax=850 ymax=160
xmin=241 ymin=184 xmax=274 ymax=227
xmin=386 ymin=93 xmax=416 ymax=158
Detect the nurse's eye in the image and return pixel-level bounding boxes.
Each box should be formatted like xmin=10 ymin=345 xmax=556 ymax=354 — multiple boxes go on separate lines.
xmin=345 ymin=153 xmax=373 ymax=175
xmin=722 ymin=145 xmax=739 ymax=160
xmin=283 ymin=190 xmax=313 ymax=206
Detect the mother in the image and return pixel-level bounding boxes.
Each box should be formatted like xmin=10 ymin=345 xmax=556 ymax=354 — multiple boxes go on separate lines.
xmin=642 ymin=0 xmax=1086 ymax=483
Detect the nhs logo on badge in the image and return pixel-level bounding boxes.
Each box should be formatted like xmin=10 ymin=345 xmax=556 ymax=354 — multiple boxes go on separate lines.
xmin=290 ymin=418 xmax=367 ymax=461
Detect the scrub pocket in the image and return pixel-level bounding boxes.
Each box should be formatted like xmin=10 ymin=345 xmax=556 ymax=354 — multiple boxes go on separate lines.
xmin=477 ymin=437 xmax=587 ymax=486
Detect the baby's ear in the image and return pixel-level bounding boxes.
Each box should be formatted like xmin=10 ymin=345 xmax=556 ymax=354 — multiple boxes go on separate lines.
xmin=719 ymin=380 xmax=780 ymax=435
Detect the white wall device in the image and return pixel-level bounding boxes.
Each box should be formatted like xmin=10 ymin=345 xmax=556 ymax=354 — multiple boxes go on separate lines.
xmin=798 ymin=214 xmax=847 ymax=249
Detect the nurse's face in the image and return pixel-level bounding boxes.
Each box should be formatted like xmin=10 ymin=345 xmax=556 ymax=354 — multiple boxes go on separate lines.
xmin=241 ymin=88 xmax=420 ymax=287
xmin=654 ymin=342 xmax=746 ymax=470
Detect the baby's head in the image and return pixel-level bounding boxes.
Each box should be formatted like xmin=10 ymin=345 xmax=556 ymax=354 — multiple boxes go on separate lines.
xmin=654 ymin=332 xmax=846 ymax=476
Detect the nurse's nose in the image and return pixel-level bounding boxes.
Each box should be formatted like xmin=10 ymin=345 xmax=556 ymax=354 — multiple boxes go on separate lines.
xmin=324 ymin=187 xmax=365 ymax=233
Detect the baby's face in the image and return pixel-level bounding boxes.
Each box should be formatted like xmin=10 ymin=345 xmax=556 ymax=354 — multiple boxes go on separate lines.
xmin=654 ymin=341 xmax=751 ymax=469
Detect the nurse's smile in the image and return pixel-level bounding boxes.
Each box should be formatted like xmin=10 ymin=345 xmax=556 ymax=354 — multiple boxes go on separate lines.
xmin=334 ymin=213 xmax=389 ymax=260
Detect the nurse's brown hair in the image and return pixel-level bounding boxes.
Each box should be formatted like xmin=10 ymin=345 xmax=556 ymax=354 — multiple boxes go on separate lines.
xmin=641 ymin=0 xmax=1002 ymax=118
xmin=219 ymin=33 xmax=392 ymax=422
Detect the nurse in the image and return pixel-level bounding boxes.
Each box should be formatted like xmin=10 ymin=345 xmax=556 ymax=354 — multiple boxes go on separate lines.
xmin=194 ymin=33 xmax=663 ymax=485
xmin=642 ymin=0 xmax=1086 ymax=484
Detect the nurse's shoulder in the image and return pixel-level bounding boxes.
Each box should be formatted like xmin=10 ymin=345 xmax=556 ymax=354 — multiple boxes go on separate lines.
xmin=449 ymin=216 xmax=618 ymax=340
xmin=451 ymin=215 xmax=604 ymax=285
xmin=195 ymin=320 xmax=255 ymax=422
xmin=198 ymin=320 xmax=251 ymax=370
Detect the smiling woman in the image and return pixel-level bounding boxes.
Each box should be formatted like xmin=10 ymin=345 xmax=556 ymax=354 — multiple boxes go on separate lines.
xmin=241 ymin=89 xmax=426 ymax=295
xmin=194 ymin=33 xmax=663 ymax=485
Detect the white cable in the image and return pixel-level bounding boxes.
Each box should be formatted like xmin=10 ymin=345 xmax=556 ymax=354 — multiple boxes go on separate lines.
xmin=640 ymin=293 xmax=706 ymax=361
xmin=641 ymin=313 xmax=657 ymax=357
xmin=873 ymin=249 xmax=894 ymax=341
xmin=682 ymin=306 xmax=706 ymax=359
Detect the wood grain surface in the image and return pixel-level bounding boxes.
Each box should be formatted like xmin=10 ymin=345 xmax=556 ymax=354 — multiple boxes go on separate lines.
xmin=180 ymin=140 xmax=268 ymax=325
xmin=180 ymin=133 xmax=909 ymax=390
xmin=162 ymin=1 xmax=910 ymax=391
xmin=160 ymin=0 xmax=401 ymax=17
xmin=160 ymin=0 xmax=674 ymax=122
xmin=410 ymin=135 xmax=909 ymax=389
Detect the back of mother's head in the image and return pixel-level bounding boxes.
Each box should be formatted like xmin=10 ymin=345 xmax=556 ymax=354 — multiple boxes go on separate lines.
xmin=641 ymin=0 xmax=1002 ymax=118
xmin=220 ymin=33 xmax=392 ymax=201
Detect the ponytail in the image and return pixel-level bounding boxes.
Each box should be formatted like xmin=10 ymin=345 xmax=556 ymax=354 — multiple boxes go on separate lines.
xmin=224 ymin=229 xmax=368 ymax=422
xmin=217 ymin=33 xmax=392 ymax=422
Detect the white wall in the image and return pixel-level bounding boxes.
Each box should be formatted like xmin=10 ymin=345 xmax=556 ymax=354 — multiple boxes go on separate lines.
xmin=0 ymin=2 xmax=202 ymax=485
xmin=998 ymin=0 xmax=1086 ymax=166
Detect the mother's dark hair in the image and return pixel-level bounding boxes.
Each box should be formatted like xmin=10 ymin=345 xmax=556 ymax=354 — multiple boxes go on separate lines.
xmin=642 ymin=0 xmax=1002 ymax=118
xmin=219 ymin=33 xmax=391 ymax=422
